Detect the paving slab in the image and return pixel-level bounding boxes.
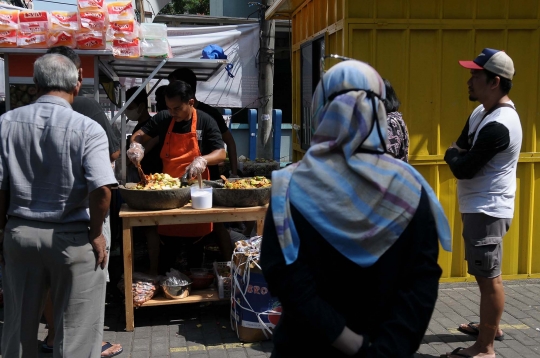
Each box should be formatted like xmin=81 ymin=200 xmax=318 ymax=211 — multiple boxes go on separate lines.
xmin=2 ymin=281 xmax=540 ymax=357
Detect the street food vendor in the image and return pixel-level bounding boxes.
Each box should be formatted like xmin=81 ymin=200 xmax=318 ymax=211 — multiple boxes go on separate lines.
xmin=127 ymin=80 xmax=225 ymax=271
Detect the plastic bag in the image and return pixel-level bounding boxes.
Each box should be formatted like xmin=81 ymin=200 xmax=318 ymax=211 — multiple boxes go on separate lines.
xmin=160 ymin=268 xmax=191 ymax=286
xmin=0 ymin=10 xmax=19 ymax=31
xmin=140 ymin=38 xmax=169 ymax=58
xmin=108 ymin=19 xmax=138 ymax=39
xmin=0 ymin=29 xmax=17 ymax=48
xmin=76 ymin=31 xmax=106 ymax=50
xmin=117 ymin=272 xmax=159 ymax=308
xmin=50 ymin=11 xmax=79 ymax=31
xmin=106 ymin=0 xmax=135 ymax=22
xmin=17 ymin=33 xmax=47 ymax=48
xmin=78 ymin=0 xmax=104 ymax=10
xmin=47 ymin=31 xmax=76 ymax=48
xmin=79 ymin=10 xmax=108 ymax=32
xmin=18 ymin=11 xmax=50 ymax=34
xmin=112 ymin=37 xmax=140 ymax=59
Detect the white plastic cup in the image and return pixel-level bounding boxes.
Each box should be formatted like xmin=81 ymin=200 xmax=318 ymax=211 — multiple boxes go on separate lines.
xmin=191 ymin=185 xmax=212 ymax=209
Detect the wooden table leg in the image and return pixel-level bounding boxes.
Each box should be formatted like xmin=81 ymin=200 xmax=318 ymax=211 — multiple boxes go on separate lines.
xmin=122 ymin=218 xmax=135 ymax=331
xmin=256 ymin=218 xmax=264 ymax=236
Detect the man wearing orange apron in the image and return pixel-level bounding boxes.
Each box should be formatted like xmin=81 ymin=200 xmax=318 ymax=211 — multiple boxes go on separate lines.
xmin=128 ymin=80 xmax=225 ymax=273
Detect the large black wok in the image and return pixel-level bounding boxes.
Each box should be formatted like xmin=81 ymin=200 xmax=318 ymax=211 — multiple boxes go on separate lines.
xmin=118 ymin=183 xmax=191 ymax=210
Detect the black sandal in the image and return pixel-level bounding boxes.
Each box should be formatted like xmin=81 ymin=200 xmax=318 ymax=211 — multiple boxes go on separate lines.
xmin=41 ymin=335 xmax=53 ymax=353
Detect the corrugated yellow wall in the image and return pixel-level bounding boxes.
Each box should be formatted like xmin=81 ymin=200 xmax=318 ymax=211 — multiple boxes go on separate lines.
xmin=289 ymin=0 xmax=540 ymax=281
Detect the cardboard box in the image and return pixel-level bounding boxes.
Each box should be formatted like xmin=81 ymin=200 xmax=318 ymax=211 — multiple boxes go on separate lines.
xmin=230 ymin=253 xmax=281 ymax=342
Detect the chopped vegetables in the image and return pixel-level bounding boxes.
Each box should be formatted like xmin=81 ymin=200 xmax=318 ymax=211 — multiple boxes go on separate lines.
xmin=133 ymin=173 xmax=182 ymax=190
xmin=223 ymin=176 xmax=271 ymax=189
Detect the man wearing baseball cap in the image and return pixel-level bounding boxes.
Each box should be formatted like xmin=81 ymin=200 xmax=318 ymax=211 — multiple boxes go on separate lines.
xmin=443 ymin=49 xmax=522 ymax=358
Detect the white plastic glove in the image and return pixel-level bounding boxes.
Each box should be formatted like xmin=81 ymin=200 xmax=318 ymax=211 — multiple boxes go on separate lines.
xmin=185 ymin=156 xmax=207 ymax=179
xmin=127 ymin=142 xmax=145 ymax=165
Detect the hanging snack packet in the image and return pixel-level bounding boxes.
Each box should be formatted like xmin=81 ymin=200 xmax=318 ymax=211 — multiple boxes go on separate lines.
xmin=108 ymin=19 xmax=138 ymax=39
xmin=0 ymin=29 xmax=17 ymax=48
xmin=77 ymin=0 xmax=104 ymax=10
xmin=112 ymin=37 xmax=140 ymax=58
xmin=51 ymin=11 xmax=79 ymax=31
xmin=0 ymin=10 xmax=19 ymax=31
xmin=47 ymin=30 xmax=76 ymax=48
xmin=18 ymin=11 xmax=50 ymax=34
xmin=79 ymin=10 xmax=108 ymax=32
xmin=18 ymin=33 xmax=47 ymax=48
xmin=106 ymin=0 xmax=135 ymax=22
xmin=76 ymin=31 xmax=106 ymax=50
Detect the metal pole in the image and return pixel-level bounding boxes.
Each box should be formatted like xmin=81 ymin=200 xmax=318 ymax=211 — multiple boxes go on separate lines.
xmin=257 ymin=0 xmax=275 ymax=160
xmin=93 ymin=56 xmax=99 ymax=102
xmin=120 ymin=87 xmax=127 ymax=185
xmin=4 ymin=55 xmax=10 ymax=112
xmin=137 ymin=0 xmax=145 ymax=23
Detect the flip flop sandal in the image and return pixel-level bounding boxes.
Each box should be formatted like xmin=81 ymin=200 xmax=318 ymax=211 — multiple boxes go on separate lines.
xmin=457 ymin=321 xmax=505 ymax=341
xmin=101 ymin=342 xmax=123 ymax=358
xmin=440 ymin=347 xmax=473 ymax=358
xmin=41 ymin=335 xmax=53 ymax=353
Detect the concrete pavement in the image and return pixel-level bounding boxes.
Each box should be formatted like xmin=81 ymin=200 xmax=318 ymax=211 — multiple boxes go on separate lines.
xmin=1 ymin=280 xmax=540 ymax=357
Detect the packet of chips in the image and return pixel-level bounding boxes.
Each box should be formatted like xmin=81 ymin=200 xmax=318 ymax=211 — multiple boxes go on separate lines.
xmin=106 ymin=0 xmax=135 ymax=22
xmin=48 ymin=30 xmax=76 ymax=48
xmin=0 ymin=29 xmax=17 ymax=48
xmin=18 ymin=11 xmax=50 ymax=34
xmin=79 ymin=9 xmax=108 ymax=32
xmin=76 ymin=30 xmax=106 ymax=50
xmin=17 ymin=32 xmax=47 ymax=48
xmin=0 ymin=10 xmax=19 ymax=31
xmin=77 ymin=0 xmax=104 ymax=9
xmin=108 ymin=19 xmax=138 ymax=39
xmin=112 ymin=37 xmax=140 ymax=58
xmin=50 ymin=11 xmax=80 ymax=31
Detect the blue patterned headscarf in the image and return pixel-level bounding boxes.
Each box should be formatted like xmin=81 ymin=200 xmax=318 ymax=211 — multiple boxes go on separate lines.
xmin=271 ymin=60 xmax=451 ymax=267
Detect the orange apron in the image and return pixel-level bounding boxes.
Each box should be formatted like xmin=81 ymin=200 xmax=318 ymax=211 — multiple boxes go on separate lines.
xmin=158 ymin=109 xmax=213 ymax=237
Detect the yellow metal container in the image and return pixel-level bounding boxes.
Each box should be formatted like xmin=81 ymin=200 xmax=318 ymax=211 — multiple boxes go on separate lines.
xmin=267 ymin=0 xmax=540 ymax=281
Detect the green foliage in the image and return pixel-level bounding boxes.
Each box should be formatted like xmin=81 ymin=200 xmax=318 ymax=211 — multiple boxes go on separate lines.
xmin=159 ymin=0 xmax=210 ymax=15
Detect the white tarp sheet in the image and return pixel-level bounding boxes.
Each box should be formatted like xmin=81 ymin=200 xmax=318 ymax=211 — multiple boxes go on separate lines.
xmin=122 ymin=23 xmax=260 ymax=108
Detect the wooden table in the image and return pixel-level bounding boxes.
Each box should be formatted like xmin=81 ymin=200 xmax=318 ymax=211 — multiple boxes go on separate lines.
xmin=119 ymin=203 xmax=268 ymax=331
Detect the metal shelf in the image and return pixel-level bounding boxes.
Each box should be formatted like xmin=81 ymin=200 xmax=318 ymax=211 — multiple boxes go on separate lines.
xmin=99 ymin=56 xmax=228 ymax=81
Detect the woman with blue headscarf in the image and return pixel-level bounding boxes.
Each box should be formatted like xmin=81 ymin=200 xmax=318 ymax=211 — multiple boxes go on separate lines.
xmin=260 ymin=60 xmax=452 ymax=357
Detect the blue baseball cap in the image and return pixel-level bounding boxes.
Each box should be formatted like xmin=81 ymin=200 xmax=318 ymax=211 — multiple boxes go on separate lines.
xmin=459 ymin=48 xmax=515 ymax=80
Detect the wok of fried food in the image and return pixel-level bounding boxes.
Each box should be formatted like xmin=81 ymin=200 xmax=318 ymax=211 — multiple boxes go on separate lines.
xmin=133 ymin=173 xmax=183 ymax=190
xmin=223 ymin=176 xmax=271 ymax=189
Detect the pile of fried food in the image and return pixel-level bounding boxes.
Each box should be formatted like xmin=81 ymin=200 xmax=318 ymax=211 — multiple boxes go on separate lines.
xmin=223 ymin=176 xmax=271 ymax=189
xmin=133 ymin=173 xmax=182 ymax=190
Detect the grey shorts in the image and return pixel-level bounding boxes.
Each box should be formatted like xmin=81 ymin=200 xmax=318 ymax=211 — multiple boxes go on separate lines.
xmin=462 ymin=213 xmax=511 ymax=278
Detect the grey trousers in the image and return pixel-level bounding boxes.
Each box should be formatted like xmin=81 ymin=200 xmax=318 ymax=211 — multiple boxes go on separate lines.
xmin=1 ymin=217 xmax=106 ymax=358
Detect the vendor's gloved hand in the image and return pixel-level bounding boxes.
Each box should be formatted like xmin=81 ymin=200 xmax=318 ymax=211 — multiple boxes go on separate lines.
xmin=185 ymin=156 xmax=208 ymax=179
xmin=127 ymin=142 xmax=145 ymax=165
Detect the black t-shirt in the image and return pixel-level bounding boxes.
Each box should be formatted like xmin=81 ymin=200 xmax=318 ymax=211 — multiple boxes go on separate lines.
xmin=128 ymin=118 xmax=163 ymax=174
xmin=196 ymin=101 xmax=229 ymax=134
xmin=444 ymin=120 xmax=511 ymax=180
xmin=72 ymin=97 xmax=120 ymax=156
xmin=140 ymin=109 xmax=224 ymax=169
xmin=195 ymin=102 xmax=229 ymax=179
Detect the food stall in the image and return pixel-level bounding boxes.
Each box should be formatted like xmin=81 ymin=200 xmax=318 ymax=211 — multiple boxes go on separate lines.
xmin=0 ymin=5 xmax=272 ymax=333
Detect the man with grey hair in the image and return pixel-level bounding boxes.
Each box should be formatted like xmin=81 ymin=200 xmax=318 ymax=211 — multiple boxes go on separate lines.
xmin=0 ymin=54 xmax=117 ymax=357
